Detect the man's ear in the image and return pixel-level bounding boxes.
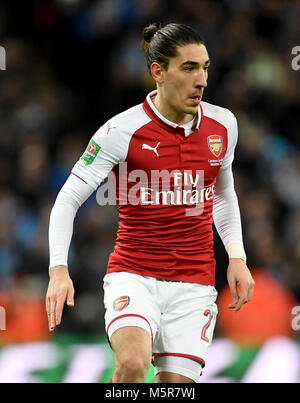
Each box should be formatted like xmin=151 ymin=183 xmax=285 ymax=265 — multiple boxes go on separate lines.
xmin=150 ymin=62 xmax=164 ymax=85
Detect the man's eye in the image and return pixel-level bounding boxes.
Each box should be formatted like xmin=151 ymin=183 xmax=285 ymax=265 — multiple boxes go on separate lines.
xmin=184 ymin=67 xmax=193 ymax=72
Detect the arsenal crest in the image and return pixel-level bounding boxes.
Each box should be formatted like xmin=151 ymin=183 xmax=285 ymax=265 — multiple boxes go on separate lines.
xmin=207 ymin=135 xmax=223 ymax=158
xmin=113 ymin=296 xmax=130 ymax=312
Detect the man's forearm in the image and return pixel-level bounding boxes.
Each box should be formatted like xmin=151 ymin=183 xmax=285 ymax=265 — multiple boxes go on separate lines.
xmin=213 ymin=166 xmax=246 ymax=262
xmin=49 ymin=197 xmax=77 ymax=269
xmin=213 ymin=187 xmax=246 ymax=260
xmin=48 ymin=174 xmax=94 ymax=269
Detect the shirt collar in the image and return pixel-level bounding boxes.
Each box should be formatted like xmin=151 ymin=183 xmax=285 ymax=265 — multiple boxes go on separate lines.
xmin=142 ymin=90 xmax=202 ymax=132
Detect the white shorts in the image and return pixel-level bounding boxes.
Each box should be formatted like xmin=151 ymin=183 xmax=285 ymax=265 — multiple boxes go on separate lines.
xmin=103 ymin=272 xmax=218 ymax=382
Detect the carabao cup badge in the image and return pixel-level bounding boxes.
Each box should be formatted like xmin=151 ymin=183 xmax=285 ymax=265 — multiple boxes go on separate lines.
xmin=113 ymin=296 xmax=130 ymax=312
xmin=81 ymin=139 xmax=101 ymax=165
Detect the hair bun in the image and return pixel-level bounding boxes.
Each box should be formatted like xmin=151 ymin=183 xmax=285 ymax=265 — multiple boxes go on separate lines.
xmin=143 ymin=22 xmax=162 ymax=43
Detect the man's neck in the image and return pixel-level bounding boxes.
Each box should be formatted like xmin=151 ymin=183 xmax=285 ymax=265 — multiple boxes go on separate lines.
xmin=152 ymin=93 xmax=195 ymax=126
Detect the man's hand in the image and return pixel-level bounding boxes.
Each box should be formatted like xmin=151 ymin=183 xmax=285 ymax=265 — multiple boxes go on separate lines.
xmin=227 ymin=258 xmax=255 ymax=313
xmin=46 ymin=265 xmax=75 ymax=331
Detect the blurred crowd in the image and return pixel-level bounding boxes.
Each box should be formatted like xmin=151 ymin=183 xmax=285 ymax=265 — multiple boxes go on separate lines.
xmin=0 ymin=0 xmax=299 ymax=339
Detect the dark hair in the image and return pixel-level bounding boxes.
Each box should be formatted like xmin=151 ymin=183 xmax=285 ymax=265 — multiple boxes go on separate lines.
xmin=141 ymin=23 xmax=204 ymax=72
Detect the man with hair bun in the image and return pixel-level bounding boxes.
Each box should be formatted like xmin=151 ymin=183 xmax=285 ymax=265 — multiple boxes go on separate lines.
xmin=46 ymin=22 xmax=254 ymax=383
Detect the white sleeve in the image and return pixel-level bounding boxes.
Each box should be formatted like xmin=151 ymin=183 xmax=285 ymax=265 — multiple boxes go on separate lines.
xmin=48 ymin=173 xmax=94 ymax=269
xmin=221 ymin=113 xmax=238 ymax=170
xmin=49 ymin=120 xmax=130 ymax=269
xmin=213 ymin=114 xmax=247 ymax=261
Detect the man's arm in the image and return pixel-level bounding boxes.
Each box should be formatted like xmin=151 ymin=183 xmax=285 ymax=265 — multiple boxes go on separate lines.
xmin=46 ymin=174 xmax=95 ymax=331
xmin=213 ymin=113 xmax=254 ymax=312
xmin=46 ymin=120 xmax=127 ymax=331
xmin=213 ymin=164 xmax=255 ymax=312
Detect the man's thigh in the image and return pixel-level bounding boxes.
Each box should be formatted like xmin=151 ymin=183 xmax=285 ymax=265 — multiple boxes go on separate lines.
xmin=111 ymin=326 xmax=152 ymax=366
xmin=103 ymin=272 xmax=160 ymax=345
xmin=153 ymin=282 xmax=218 ymax=381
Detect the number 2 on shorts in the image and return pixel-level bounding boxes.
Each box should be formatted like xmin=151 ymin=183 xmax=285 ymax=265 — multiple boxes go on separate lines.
xmin=201 ymin=309 xmax=213 ymax=342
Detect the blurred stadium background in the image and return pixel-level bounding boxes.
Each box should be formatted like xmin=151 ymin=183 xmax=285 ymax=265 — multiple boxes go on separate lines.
xmin=0 ymin=0 xmax=299 ymax=383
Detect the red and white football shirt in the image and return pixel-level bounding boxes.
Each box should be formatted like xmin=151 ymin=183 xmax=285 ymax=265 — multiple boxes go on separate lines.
xmin=72 ymin=90 xmax=238 ymax=285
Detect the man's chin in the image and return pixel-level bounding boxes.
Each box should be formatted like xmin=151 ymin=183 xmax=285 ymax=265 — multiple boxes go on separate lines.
xmin=185 ymin=104 xmax=199 ymax=115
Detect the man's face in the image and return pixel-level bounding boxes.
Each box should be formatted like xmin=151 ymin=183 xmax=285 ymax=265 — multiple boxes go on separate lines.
xmin=157 ymin=43 xmax=210 ymax=117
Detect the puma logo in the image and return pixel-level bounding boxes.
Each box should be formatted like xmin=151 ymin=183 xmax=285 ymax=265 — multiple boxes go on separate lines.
xmin=107 ymin=122 xmax=116 ymax=134
xmin=142 ymin=141 xmax=160 ymax=157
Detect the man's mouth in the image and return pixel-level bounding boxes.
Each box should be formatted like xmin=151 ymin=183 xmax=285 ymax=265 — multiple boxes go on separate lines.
xmin=189 ymin=95 xmax=201 ymax=105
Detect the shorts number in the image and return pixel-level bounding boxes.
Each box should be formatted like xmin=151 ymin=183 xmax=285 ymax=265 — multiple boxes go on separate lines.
xmin=201 ymin=309 xmax=213 ymax=342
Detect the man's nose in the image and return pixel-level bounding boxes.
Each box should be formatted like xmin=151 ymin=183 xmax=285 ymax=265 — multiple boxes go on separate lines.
xmin=195 ymin=69 xmax=208 ymax=88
